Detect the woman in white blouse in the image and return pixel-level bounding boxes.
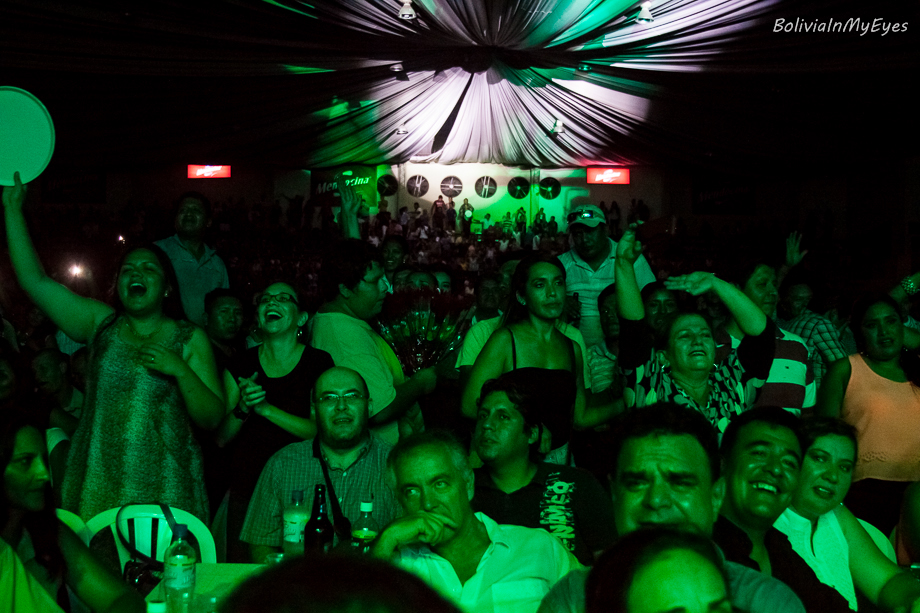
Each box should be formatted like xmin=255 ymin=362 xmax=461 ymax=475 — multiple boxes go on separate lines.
xmin=774 ymin=416 xmax=920 ymax=611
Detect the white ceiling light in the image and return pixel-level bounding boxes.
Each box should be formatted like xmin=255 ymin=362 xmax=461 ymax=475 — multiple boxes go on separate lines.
xmin=636 ymin=1 xmax=654 ymax=23
xmin=398 ymin=1 xmax=416 ymax=20
xmin=551 ymin=119 xmax=565 ymax=135
xmin=389 ymin=63 xmax=404 ymax=72
xmin=396 ymin=123 xmax=409 ymax=134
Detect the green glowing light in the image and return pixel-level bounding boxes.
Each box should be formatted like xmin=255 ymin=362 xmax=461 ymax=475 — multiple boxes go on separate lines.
xmin=282 ymin=65 xmax=335 ymax=74
xmin=261 ymin=0 xmax=317 ymax=18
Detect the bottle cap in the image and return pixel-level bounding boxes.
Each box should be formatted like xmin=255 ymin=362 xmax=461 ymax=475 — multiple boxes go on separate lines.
xmin=360 ymin=501 xmax=373 ymax=513
xmin=292 ymin=489 xmax=304 ymax=503
xmin=172 ymin=524 xmax=189 ymax=539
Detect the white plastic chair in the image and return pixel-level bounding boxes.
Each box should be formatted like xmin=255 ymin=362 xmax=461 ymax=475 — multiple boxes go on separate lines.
xmin=858 ymin=518 xmax=897 ymax=563
xmin=85 ymin=505 xmax=217 ymax=572
xmin=56 ymin=508 xmax=90 ymax=546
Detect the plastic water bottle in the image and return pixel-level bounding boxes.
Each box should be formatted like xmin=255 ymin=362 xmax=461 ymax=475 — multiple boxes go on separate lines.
xmin=164 ymin=524 xmax=196 ymax=613
xmin=282 ymin=489 xmax=309 ymax=557
xmin=350 ymin=500 xmax=379 ymax=554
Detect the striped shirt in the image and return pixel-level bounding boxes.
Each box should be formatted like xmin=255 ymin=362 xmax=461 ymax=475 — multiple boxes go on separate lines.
xmin=777 ymin=310 xmax=847 ymax=390
xmin=717 ymin=327 xmax=815 ymax=415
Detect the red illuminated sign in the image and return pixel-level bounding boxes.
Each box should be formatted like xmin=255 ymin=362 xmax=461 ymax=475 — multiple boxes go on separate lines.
xmin=187 ymin=165 xmax=231 ymax=178
xmin=586 ymin=167 xmax=629 ymax=184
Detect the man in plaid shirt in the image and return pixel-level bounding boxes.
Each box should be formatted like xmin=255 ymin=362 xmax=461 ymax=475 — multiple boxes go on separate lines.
xmin=241 ymin=366 xmax=399 ymax=562
xmin=777 ymin=280 xmax=848 ymax=390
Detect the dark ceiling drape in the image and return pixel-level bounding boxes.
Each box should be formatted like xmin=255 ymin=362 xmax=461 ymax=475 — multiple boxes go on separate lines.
xmin=1 ymin=0 xmax=916 ymax=171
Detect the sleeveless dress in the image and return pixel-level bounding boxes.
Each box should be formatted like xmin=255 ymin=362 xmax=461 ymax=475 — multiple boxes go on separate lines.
xmin=842 ymin=353 xmax=920 ymax=482
xmin=507 ymin=328 xmax=576 ymax=458
xmin=62 ymin=314 xmax=209 ymax=523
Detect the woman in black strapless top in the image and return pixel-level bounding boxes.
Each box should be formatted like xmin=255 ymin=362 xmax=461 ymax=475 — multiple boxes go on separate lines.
xmin=462 ymin=253 xmax=584 ymax=461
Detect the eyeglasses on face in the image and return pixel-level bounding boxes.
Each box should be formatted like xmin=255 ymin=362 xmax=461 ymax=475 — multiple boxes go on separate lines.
xmin=256 ymin=292 xmax=298 ymax=305
xmin=566 ymin=210 xmax=601 ymax=223
xmin=316 ymin=391 xmax=366 ymax=407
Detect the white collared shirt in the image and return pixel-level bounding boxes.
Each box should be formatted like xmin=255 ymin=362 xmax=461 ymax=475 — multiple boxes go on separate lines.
xmin=558 ymin=238 xmax=655 ymax=348
xmin=394 ymin=512 xmax=580 ymax=613
xmin=154 ymin=234 xmax=229 ymax=326
xmin=774 ymin=507 xmax=856 ymax=610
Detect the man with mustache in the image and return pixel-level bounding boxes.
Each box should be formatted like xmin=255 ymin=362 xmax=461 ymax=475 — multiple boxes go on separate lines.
xmin=470 ymin=372 xmax=615 ymax=565
xmin=538 ymin=403 xmax=805 ymax=613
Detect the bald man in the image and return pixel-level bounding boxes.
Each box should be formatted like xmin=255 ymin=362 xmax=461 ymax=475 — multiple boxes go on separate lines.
xmin=241 ymin=367 xmax=399 ymax=562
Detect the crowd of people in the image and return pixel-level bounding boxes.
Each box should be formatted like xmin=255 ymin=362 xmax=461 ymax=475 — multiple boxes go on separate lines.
xmin=3 ymin=170 xmax=920 ymax=613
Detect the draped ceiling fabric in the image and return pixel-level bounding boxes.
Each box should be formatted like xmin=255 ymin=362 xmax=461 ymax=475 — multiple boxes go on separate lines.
xmin=0 ymin=0 xmax=916 ymax=172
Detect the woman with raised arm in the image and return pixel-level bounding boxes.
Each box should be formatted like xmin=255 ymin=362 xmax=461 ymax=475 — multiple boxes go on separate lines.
xmin=1 ymin=414 xmax=145 ymax=613
xmin=615 ymin=223 xmax=774 ymax=432
xmin=3 ymin=173 xmax=224 ymax=523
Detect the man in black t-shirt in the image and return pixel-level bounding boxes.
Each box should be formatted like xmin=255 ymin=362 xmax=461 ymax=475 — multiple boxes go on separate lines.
xmin=714 ymin=407 xmax=850 ymax=613
xmin=470 ymin=372 xmax=615 ymax=565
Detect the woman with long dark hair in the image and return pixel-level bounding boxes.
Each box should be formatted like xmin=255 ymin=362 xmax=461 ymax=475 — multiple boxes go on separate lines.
xmin=3 ymin=173 xmax=224 ymax=523
xmin=1 ymin=414 xmax=144 ymax=612
xmin=461 ymin=252 xmax=586 ymax=462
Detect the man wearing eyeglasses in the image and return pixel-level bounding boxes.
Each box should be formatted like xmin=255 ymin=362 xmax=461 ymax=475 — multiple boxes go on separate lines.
xmin=241 ymin=366 xmax=400 ymax=563
xmin=558 ymin=204 xmax=656 ymax=349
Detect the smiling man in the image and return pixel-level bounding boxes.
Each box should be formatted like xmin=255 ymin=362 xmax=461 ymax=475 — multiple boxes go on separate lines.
xmin=714 ymin=406 xmax=851 ymax=612
xmin=374 ymin=430 xmax=578 ymax=613
xmin=538 ymin=403 xmax=804 ymax=613
xmin=241 ymin=366 xmax=398 ymax=563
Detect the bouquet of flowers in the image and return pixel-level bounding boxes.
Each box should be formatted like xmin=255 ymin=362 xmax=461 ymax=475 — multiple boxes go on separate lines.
xmin=375 ymin=289 xmax=474 ymax=376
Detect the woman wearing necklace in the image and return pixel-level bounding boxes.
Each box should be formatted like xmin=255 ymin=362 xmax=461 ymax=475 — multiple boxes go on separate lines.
xmin=3 ymin=173 xmax=225 ymax=525
xmin=216 ymin=280 xmax=333 ymax=562
xmin=615 ymin=224 xmax=774 ymax=433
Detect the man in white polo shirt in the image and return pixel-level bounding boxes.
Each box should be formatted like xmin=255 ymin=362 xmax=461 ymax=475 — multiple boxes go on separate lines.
xmin=374 ymin=430 xmax=578 ymax=613
xmin=558 ymin=205 xmax=655 ymax=349
xmin=154 ymin=192 xmax=229 ymax=327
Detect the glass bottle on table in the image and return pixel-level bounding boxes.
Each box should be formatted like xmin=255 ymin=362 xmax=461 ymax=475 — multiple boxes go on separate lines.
xmin=350 ymin=500 xmax=379 ymax=554
xmin=282 ymin=489 xmax=308 ymax=556
xmin=164 ymin=524 xmax=196 ymax=613
xmin=303 ymin=484 xmax=334 ymax=555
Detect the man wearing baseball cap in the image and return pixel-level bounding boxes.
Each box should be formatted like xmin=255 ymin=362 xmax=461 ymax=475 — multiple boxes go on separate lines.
xmin=558 ymin=204 xmax=656 ymax=349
